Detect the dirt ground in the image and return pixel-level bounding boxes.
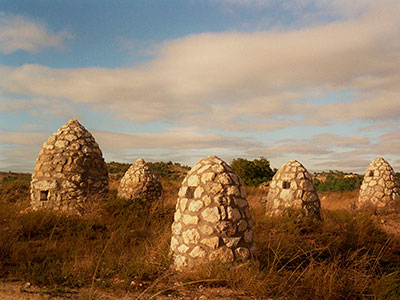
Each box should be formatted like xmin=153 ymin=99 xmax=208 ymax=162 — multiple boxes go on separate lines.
xmin=0 ymin=281 xmax=261 ymax=300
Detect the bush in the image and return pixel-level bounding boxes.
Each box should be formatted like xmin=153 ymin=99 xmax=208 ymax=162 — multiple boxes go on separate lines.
xmin=231 ymin=157 xmax=275 ymax=186
xmin=107 ymin=161 xmax=130 ymax=174
xmin=147 ymin=161 xmax=189 ymax=180
xmin=314 ymin=174 xmax=363 ymax=192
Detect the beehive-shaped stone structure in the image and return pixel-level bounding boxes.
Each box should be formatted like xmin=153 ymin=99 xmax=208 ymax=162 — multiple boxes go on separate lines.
xmin=170 ymin=155 xmax=255 ymax=270
xmin=117 ymin=158 xmax=162 ymax=204
xmin=358 ymin=157 xmax=400 ymax=210
xmin=264 ymin=160 xmax=321 ymax=219
xmin=30 ymin=119 xmax=109 ymax=214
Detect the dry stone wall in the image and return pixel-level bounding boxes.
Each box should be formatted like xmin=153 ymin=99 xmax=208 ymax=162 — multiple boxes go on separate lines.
xmin=30 ymin=119 xmax=109 ymax=214
xmin=358 ymin=157 xmax=400 ymax=210
xmin=264 ymin=160 xmax=321 ymax=219
xmin=118 ymin=158 xmax=162 ymax=205
xmin=170 ymin=155 xmax=255 ymax=270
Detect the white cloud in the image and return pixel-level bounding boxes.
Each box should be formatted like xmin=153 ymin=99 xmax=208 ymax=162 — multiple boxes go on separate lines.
xmin=1 ymin=2 xmax=400 ymax=172
xmin=0 ymin=128 xmax=263 ymax=172
xmin=0 ymin=2 xmax=399 ymax=131
xmin=0 ymin=132 xmax=48 ymax=146
xmin=94 ymin=128 xmax=262 ymax=151
xmin=0 ymin=12 xmax=72 ymax=54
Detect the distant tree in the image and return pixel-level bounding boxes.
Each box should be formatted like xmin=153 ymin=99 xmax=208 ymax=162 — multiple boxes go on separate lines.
xmin=231 ymin=157 xmax=275 ymax=186
xmin=314 ymin=174 xmax=363 ymax=192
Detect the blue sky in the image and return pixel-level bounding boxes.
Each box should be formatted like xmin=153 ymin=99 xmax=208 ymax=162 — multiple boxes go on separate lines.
xmin=1 ymin=0 xmax=400 ymax=173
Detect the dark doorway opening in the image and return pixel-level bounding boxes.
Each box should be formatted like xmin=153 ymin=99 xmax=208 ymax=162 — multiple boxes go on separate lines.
xmin=40 ymin=190 xmax=49 ymax=201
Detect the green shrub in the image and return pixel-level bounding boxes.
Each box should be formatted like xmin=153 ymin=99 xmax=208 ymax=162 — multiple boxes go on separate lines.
xmin=314 ymin=174 xmax=363 ymax=192
xmin=231 ymin=157 xmax=275 ymax=186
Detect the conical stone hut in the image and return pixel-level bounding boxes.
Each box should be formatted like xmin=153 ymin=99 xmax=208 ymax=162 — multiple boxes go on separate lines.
xmin=170 ymin=155 xmax=255 ymax=270
xmin=358 ymin=157 xmax=400 ymax=210
xmin=264 ymin=160 xmax=321 ymax=219
xmin=117 ymin=158 xmax=162 ymax=205
xmin=30 ymin=119 xmax=109 ymax=214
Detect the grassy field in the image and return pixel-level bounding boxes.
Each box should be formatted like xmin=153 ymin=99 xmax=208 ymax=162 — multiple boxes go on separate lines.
xmin=0 ymin=173 xmax=400 ymax=299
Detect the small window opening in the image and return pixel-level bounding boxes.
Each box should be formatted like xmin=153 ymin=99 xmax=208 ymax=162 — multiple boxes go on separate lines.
xmin=282 ymin=181 xmax=291 ymax=189
xmin=40 ymin=190 xmax=49 ymax=201
xmin=368 ymin=171 xmax=374 ymax=177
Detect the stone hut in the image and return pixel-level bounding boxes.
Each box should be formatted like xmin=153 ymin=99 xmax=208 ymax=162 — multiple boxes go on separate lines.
xmin=170 ymin=155 xmax=255 ymax=270
xmin=358 ymin=157 xmax=400 ymax=210
xmin=264 ymin=160 xmax=321 ymax=219
xmin=117 ymin=158 xmax=162 ymax=205
xmin=30 ymin=119 xmax=109 ymax=214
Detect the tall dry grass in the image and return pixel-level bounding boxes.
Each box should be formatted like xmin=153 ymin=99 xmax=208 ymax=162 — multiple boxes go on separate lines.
xmin=0 ymin=177 xmax=399 ymax=299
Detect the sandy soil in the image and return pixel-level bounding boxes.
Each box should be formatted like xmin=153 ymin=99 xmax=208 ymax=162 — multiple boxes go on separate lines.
xmin=0 ymin=281 xmax=260 ymax=300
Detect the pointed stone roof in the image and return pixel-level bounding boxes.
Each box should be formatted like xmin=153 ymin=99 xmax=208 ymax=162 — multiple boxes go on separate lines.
xmin=117 ymin=158 xmax=162 ymax=204
xmin=30 ymin=119 xmax=109 ymax=214
xmin=264 ymin=160 xmax=321 ymax=219
xmin=358 ymin=157 xmax=400 ymax=210
xmin=170 ymin=155 xmax=255 ymax=270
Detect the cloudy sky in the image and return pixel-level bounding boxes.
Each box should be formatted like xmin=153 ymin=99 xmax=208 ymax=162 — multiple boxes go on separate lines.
xmin=1 ymin=0 xmax=400 ymax=173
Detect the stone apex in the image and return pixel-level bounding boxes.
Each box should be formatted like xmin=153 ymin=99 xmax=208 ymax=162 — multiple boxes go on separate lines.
xmin=65 ymin=119 xmax=82 ymax=126
xmin=135 ymin=158 xmax=146 ymax=164
xmin=278 ymin=159 xmax=304 ymax=170
xmin=201 ymin=155 xmax=224 ymax=164
xmin=370 ymin=157 xmax=388 ymax=164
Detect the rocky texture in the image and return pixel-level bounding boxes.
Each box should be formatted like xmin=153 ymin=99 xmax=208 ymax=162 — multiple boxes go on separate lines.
xmin=170 ymin=155 xmax=255 ymax=270
xmin=118 ymin=159 xmax=162 ymax=205
xmin=30 ymin=120 xmax=109 ymax=214
xmin=358 ymin=157 xmax=400 ymax=210
xmin=264 ymin=160 xmax=321 ymax=219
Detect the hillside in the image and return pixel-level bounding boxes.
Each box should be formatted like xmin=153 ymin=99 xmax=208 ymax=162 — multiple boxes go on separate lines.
xmin=0 ymin=166 xmax=400 ymax=299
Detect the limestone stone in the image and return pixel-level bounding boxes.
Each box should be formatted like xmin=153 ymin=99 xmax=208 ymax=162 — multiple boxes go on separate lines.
xmin=227 ymin=207 xmax=242 ymax=222
xmin=222 ymin=237 xmax=241 ymax=248
xmin=202 ymin=207 xmax=220 ymax=223
xmin=30 ymin=120 xmax=108 ymax=215
xmin=174 ymin=210 xmax=182 ymax=222
xmin=235 ymin=247 xmax=250 ymax=260
xmin=234 ymin=197 xmax=248 ymax=208
xmin=172 ymin=222 xmax=183 ymax=235
xmin=170 ymin=155 xmax=255 ymax=270
xmin=182 ymin=214 xmax=199 ymax=225
xmin=190 ymin=246 xmax=207 ymax=258
xmin=264 ymin=160 xmax=321 ymax=219
xmin=199 ymin=224 xmax=214 ymax=235
xmin=357 ymin=157 xmax=400 ymax=211
xmin=180 ymin=198 xmax=188 ymax=212
xmin=182 ymin=229 xmax=201 ymax=244
xmin=177 ymin=244 xmax=189 ymax=254
xmin=244 ymin=230 xmax=253 ymax=243
xmin=174 ymin=255 xmax=187 ymax=269
xmin=117 ymin=159 xmax=162 ymax=207
xmin=202 ymin=195 xmax=212 ymax=206
xmin=201 ymin=172 xmax=216 ymax=183
xmin=194 ymin=186 xmax=205 ymax=198
xmin=209 ymin=246 xmax=234 ymax=263
xmin=178 ymin=186 xmax=187 ymax=197
xmin=237 ymin=219 xmax=248 ymax=232
xmin=201 ymin=237 xmax=220 ymax=249
xmin=188 ymin=175 xmax=200 ymax=187
xmin=170 ymin=237 xmax=179 ymax=252
xmin=188 ymin=200 xmax=204 ymax=212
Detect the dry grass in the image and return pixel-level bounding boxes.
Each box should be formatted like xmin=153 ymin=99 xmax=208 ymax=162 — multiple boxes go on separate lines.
xmin=319 ymin=190 xmax=359 ymax=211
xmin=0 ymin=176 xmax=400 ymax=299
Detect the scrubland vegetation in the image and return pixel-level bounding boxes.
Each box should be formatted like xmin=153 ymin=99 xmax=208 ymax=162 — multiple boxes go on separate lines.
xmin=0 ymin=165 xmax=400 ymax=299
